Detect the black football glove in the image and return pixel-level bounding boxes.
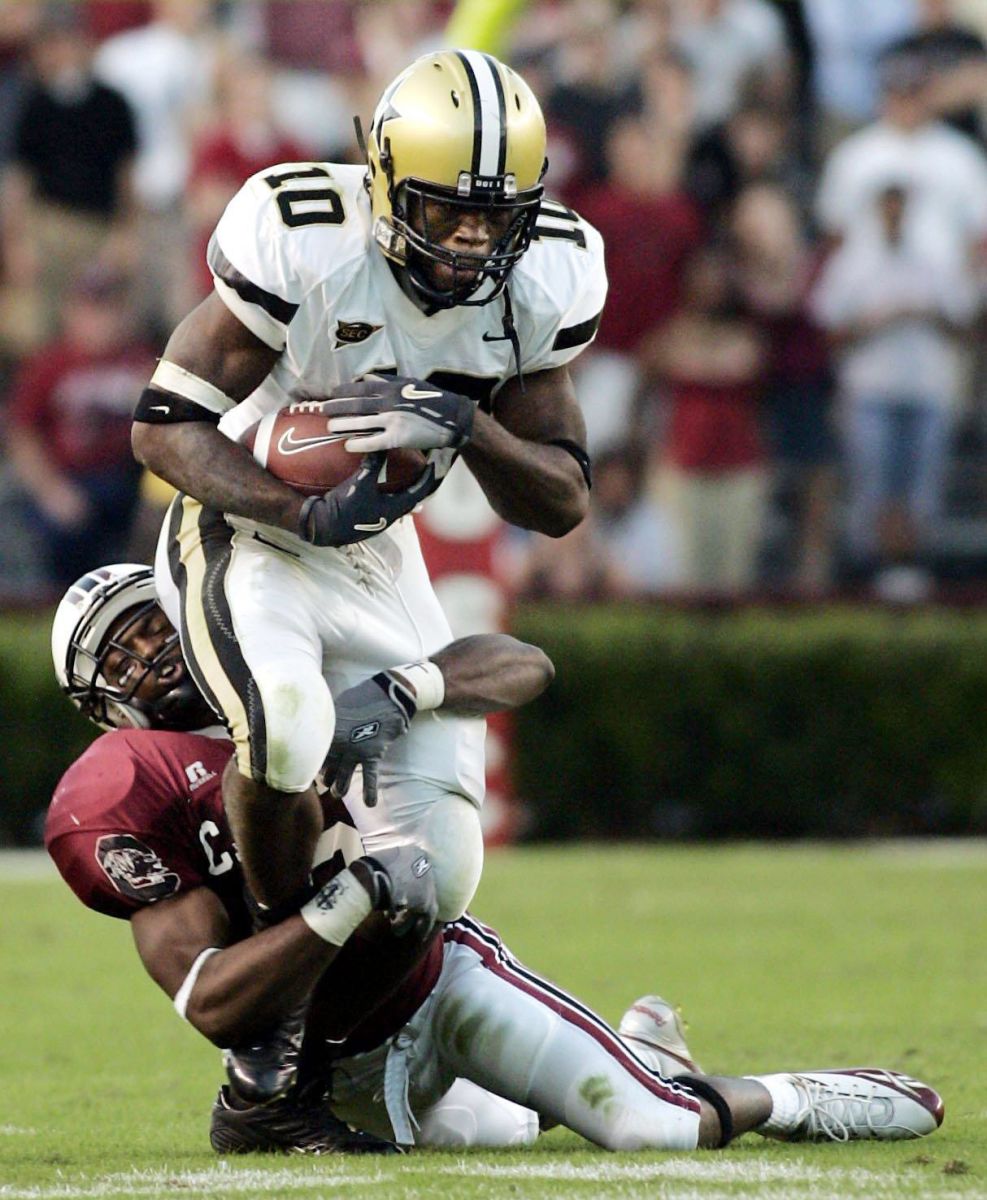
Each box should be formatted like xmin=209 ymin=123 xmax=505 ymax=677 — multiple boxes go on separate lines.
xmin=323 ymin=670 xmax=418 ymax=807
xmin=351 ymin=844 xmax=437 ymax=938
xmin=297 ymin=450 xmax=437 ymax=546
xmin=324 ymin=375 xmax=474 ymax=452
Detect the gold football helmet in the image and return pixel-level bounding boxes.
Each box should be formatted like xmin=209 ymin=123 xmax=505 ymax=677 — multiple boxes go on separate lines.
xmin=366 ymin=49 xmax=547 ymax=308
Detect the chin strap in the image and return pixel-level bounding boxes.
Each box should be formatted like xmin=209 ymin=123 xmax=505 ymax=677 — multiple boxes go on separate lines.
xmin=353 ymin=114 xmax=368 ymax=158
xmin=482 ymin=287 xmax=524 ymax=393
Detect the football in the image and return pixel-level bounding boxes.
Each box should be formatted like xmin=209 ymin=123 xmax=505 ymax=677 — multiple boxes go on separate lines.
xmin=239 ymin=401 xmax=428 ymax=497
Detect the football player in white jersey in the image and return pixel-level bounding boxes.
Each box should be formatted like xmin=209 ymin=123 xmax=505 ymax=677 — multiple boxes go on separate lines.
xmin=130 ymin=51 xmax=606 ymax=931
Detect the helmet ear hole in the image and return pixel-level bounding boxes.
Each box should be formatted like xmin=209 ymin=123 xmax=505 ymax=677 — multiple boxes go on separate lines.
xmin=380 ymin=136 xmax=394 ymax=181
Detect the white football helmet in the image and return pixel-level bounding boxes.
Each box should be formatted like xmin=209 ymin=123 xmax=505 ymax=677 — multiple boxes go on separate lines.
xmin=51 ymin=563 xmax=212 ymax=732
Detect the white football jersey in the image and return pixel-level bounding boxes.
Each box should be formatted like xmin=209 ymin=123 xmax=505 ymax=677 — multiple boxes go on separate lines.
xmin=206 ymin=162 xmax=607 ymax=441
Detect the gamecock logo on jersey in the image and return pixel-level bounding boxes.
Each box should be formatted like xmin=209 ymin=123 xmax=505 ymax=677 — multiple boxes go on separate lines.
xmin=96 ymin=834 xmax=180 ymax=902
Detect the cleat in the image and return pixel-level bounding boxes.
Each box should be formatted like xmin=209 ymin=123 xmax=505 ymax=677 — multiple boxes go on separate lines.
xmin=210 ymin=1084 xmax=402 ymax=1155
xmin=224 ymin=1005 xmax=306 ymax=1104
xmin=755 ymin=1069 xmax=945 ymax=1142
xmin=617 ymin=994 xmax=702 ymax=1077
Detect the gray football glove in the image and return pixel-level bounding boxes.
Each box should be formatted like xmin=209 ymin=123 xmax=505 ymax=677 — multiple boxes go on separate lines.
xmin=352 ymin=845 xmax=437 ymax=938
xmin=324 ymin=670 xmax=418 ymax=807
xmin=298 ymin=450 xmax=437 ymax=546
xmin=324 ymin=375 xmax=474 ymax=452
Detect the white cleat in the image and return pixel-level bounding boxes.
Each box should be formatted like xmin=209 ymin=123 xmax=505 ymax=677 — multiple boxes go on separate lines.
xmin=617 ymin=995 xmax=702 ymax=1078
xmin=754 ymin=1068 xmax=945 ymax=1142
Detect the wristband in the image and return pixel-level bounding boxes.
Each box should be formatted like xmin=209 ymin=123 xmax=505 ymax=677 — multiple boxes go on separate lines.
xmin=173 ymin=946 xmax=221 ymax=1020
xmin=133 ymin=387 xmax=223 ymax=425
xmin=389 ymin=659 xmax=445 ymax=711
xmin=150 ymin=360 xmax=237 ymax=417
xmin=300 ymin=868 xmax=373 ymax=945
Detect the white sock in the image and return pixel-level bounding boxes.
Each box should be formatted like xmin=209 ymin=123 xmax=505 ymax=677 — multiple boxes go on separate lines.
xmin=747 ymin=1073 xmax=802 ymax=1134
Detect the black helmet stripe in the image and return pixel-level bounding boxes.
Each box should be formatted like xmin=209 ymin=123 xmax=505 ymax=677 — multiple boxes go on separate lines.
xmin=455 ymin=50 xmax=483 ymax=176
xmin=456 ymin=49 xmax=507 ymax=179
xmin=482 ymin=52 xmax=508 ymax=176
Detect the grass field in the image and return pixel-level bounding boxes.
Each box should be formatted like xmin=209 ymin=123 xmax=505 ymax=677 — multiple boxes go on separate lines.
xmin=1 ymin=842 xmax=985 ymax=1200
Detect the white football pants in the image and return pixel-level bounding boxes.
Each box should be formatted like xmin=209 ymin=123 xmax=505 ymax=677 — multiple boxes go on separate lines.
xmin=328 ymin=916 xmax=702 ymax=1151
xmin=156 ymin=498 xmax=486 ymax=919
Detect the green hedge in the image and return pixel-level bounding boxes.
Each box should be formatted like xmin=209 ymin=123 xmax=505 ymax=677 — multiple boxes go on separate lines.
xmin=511 ymin=604 xmax=987 ymax=840
xmin=4 ymin=605 xmax=987 ymax=845
xmin=0 ymin=610 xmax=96 ymax=844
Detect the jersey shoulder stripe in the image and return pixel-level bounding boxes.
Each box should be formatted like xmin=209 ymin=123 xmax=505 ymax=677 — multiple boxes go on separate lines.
xmin=209 ymin=162 xmax=370 ymax=350
xmin=207 ymin=234 xmax=299 ymax=326
xmin=511 ymin=198 xmax=607 ymax=371
xmin=552 ymin=309 xmax=603 ymax=352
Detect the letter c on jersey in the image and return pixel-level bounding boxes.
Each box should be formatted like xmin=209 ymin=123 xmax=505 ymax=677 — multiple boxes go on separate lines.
xmin=199 ymin=820 xmax=234 ymax=877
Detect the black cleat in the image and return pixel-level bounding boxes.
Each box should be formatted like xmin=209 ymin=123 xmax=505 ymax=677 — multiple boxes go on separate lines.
xmin=210 ymin=1085 xmax=401 ymax=1155
xmin=224 ymin=1005 xmax=306 ymax=1105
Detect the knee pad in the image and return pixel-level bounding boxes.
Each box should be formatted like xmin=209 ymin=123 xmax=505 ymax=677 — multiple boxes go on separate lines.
xmin=248 ymin=667 xmax=335 ymax=792
xmin=418 ymin=1079 xmax=539 ymax=1149
xmin=420 ymin=795 xmax=484 ymax=922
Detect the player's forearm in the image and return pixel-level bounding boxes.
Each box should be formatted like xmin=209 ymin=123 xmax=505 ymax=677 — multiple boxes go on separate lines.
xmin=430 ymin=634 xmax=554 ymax=716
xmin=461 ymin=409 xmax=589 ymax=535
xmin=131 ymin=420 xmax=305 ymax=531
xmin=185 ymin=916 xmax=340 ymax=1045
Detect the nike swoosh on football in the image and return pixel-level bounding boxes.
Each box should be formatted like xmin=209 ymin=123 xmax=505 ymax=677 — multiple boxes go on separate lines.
xmin=277 ymin=428 xmax=351 ymax=455
xmin=400 ymin=384 xmax=443 ymax=401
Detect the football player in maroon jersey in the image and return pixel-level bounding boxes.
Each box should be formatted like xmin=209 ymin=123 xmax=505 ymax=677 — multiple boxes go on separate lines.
xmin=46 ymin=565 xmax=946 ymax=1155
xmin=47 ymin=562 xmax=557 ymax=1152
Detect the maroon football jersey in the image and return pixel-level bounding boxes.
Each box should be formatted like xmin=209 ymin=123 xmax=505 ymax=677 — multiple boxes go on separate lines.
xmin=46 ymin=729 xmax=247 ymax=921
xmin=45 ymin=728 xmax=442 ymax=1044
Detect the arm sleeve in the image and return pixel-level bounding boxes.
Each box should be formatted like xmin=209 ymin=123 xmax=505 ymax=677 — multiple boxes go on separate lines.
xmin=520 ymin=209 xmax=608 ymax=373
xmin=206 ymin=166 xmax=312 ymax=351
xmin=44 ymin=739 xmax=206 ymax=920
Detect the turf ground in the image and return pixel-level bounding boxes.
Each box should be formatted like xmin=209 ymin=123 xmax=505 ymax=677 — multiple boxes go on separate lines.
xmin=1 ymin=842 xmax=984 ymax=1200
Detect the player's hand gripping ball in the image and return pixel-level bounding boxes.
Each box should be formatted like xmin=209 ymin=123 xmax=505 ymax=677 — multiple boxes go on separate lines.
xmin=240 ymin=400 xmax=428 ymax=497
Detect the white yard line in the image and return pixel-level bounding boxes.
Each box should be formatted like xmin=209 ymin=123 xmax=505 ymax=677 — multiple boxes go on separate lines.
xmin=0 ymin=1159 xmax=977 ymax=1200
xmin=3 ymin=841 xmax=986 ymax=884
xmin=0 ymin=1168 xmax=384 ymax=1200
xmin=0 ymin=850 xmax=54 ymax=880
xmin=864 ymin=838 xmax=987 ymax=866
xmin=435 ymin=1159 xmax=968 ymax=1193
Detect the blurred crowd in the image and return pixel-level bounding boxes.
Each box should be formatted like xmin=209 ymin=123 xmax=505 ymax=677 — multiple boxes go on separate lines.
xmin=1 ymin=0 xmax=986 ymax=607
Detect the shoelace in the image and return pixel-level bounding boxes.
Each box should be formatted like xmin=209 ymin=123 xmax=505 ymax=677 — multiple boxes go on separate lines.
xmin=341 ymin=543 xmax=377 ymax=593
xmin=791 ymin=1077 xmax=894 ymax=1142
xmin=383 ymin=1029 xmax=420 ymax=1146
